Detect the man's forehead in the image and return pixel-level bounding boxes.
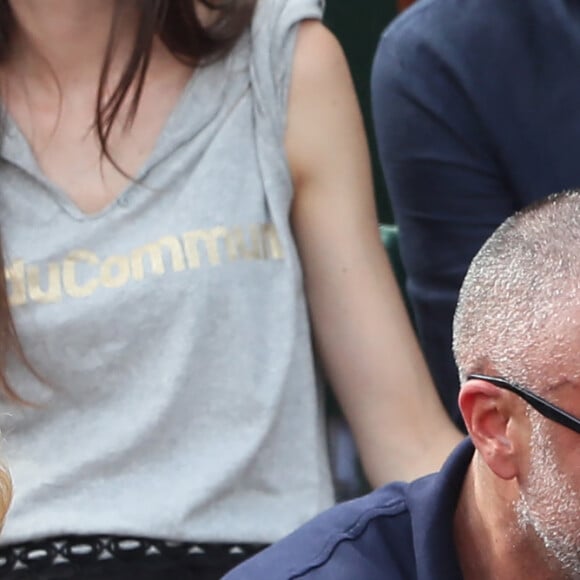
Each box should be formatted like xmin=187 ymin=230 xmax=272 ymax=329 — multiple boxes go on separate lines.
xmin=519 ymin=303 xmax=580 ymax=390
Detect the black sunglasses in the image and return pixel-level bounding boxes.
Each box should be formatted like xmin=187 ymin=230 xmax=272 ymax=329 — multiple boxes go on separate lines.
xmin=467 ymin=374 xmax=580 ymax=434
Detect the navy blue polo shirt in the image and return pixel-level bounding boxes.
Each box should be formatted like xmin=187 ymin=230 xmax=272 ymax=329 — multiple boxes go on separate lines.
xmin=224 ymin=439 xmax=473 ymax=579
xmin=372 ymin=0 xmax=580 ymax=428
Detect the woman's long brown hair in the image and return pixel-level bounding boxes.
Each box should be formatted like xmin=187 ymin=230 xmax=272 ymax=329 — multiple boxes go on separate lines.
xmin=0 ymin=0 xmax=257 ymax=400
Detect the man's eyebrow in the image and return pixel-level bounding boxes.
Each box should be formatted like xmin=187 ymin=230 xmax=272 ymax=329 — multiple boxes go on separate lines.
xmin=543 ymin=377 xmax=577 ymax=393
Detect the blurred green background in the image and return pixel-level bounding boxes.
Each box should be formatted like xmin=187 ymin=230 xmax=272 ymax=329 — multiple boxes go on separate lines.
xmin=324 ymin=0 xmax=398 ymax=223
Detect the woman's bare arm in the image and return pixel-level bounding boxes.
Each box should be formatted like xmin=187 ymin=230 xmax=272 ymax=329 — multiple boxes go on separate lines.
xmin=286 ymin=21 xmax=463 ymax=485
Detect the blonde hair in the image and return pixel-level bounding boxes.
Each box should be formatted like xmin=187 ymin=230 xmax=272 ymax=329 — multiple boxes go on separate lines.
xmin=0 ymin=465 xmax=11 ymax=529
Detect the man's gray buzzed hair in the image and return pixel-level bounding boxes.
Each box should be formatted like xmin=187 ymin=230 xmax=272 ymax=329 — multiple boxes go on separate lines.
xmin=453 ymin=190 xmax=580 ymax=391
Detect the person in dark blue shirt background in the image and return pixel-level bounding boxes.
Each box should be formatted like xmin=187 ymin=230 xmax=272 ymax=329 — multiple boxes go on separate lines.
xmin=371 ymin=0 xmax=580 ymax=428
xmin=225 ymin=192 xmax=580 ymax=579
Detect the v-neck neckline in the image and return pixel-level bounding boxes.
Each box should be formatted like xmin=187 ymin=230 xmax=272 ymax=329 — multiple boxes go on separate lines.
xmin=0 ymin=68 xmax=201 ymax=222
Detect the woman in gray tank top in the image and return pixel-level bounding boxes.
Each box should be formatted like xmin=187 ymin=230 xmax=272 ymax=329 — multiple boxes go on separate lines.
xmin=0 ymin=0 xmax=462 ymax=578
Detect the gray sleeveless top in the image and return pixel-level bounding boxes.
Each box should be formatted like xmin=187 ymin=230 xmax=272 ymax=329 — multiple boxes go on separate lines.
xmin=0 ymin=0 xmax=334 ymax=544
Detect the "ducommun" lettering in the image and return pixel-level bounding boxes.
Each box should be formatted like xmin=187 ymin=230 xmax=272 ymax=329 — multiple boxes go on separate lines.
xmin=6 ymin=223 xmax=284 ymax=306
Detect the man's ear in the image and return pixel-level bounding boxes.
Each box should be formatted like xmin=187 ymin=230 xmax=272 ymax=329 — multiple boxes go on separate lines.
xmin=458 ymin=379 xmax=519 ymax=480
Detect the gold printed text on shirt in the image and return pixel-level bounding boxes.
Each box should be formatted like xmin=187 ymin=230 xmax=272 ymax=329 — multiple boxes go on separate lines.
xmin=5 ymin=223 xmax=284 ymax=306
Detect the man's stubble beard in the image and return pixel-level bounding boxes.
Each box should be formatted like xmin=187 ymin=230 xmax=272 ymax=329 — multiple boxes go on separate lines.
xmin=515 ymin=418 xmax=580 ymax=579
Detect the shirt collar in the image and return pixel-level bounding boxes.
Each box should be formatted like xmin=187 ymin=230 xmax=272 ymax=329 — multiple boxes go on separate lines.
xmin=406 ymin=438 xmax=474 ymax=580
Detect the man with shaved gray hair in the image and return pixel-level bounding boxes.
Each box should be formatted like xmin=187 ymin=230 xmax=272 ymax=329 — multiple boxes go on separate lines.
xmin=226 ymin=191 xmax=580 ymax=580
